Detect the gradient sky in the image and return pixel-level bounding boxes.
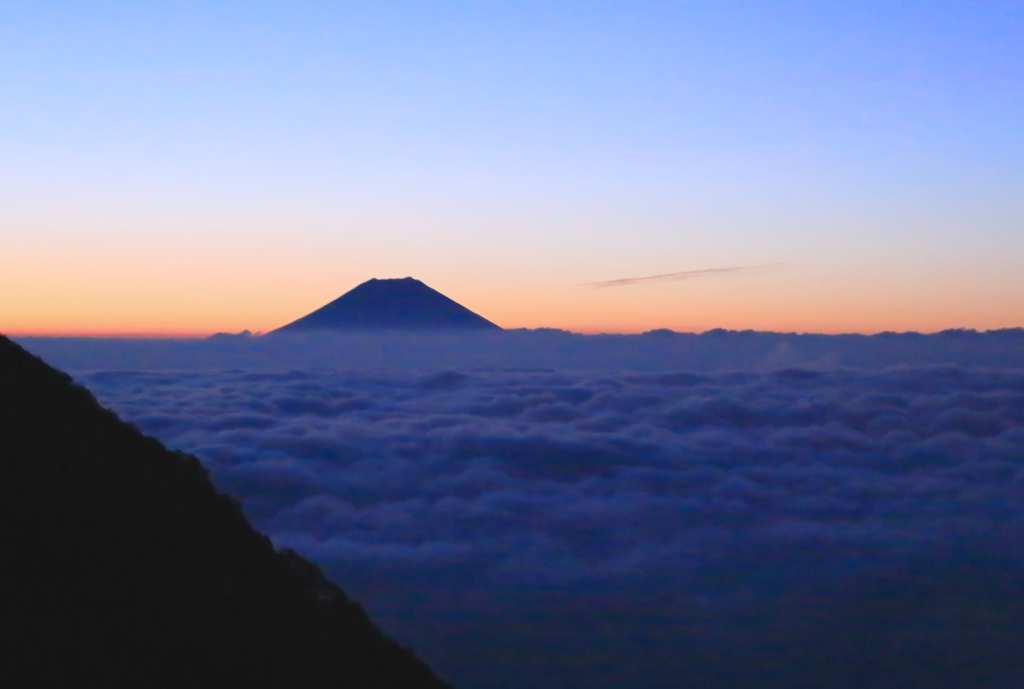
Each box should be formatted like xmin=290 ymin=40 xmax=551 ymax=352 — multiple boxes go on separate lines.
xmin=2 ymin=1 xmax=1022 ymax=335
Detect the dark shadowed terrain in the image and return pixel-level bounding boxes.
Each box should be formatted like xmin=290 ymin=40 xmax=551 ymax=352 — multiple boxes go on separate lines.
xmin=0 ymin=335 xmax=451 ymax=688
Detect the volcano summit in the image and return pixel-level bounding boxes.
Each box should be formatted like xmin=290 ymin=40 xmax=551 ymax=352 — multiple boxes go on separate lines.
xmin=274 ymin=277 xmax=501 ymax=332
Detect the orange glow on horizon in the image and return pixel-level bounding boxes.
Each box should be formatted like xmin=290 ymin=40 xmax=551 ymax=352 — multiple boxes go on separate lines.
xmin=5 ymin=281 xmax=1022 ymax=338
xmin=3 ymin=245 xmax=1021 ymax=338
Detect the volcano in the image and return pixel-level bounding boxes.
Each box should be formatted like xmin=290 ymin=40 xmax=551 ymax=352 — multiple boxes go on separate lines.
xmin=274 ymin=277 xmax=501 ymax=332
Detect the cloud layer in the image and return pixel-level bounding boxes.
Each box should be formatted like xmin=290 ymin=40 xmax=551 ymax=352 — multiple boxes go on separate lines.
xmin=73 ymin=357 xmax=1024 ymax=689
xmin=18 ymin=327 xmax=1024 ymax=374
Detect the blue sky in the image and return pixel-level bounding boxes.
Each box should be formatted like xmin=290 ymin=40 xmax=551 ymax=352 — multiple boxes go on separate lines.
xmin=2 ymin=1 xmax=1022 ymax=333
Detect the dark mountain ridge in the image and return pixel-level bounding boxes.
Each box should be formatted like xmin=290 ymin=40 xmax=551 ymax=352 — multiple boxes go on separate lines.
xmin=274 ymin=277 xmax=500 ymax=332
xmin=0 ymin=334 xmax=451 ymax=688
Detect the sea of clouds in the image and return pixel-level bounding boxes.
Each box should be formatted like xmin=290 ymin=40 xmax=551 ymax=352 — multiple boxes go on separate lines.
xmin=18 ymin=330 xmax=1024 ymax=689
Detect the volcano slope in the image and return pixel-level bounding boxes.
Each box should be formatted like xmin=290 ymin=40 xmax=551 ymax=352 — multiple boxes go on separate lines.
xmin=273 ymin=277 xmax=500 ymax=332
xmin=0 ymin=335 xmax=451 ymax=689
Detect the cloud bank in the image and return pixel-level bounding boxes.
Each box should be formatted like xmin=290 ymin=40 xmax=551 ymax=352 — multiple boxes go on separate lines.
xmin=17 ymin=327 xmax=1024 ymax=373
xmin=58 ymin=343 xmax=1024 ymax=689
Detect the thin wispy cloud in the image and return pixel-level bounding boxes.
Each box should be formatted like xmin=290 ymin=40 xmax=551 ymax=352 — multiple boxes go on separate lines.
xmin=585 ymin=263 xmax=784 ymax=288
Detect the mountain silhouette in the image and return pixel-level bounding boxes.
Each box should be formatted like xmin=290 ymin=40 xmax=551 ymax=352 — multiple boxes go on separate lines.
xmin=274 ymin=277 xmax=500 ymax=332
xmin=0 ymin=335 xmax=452 ymax=688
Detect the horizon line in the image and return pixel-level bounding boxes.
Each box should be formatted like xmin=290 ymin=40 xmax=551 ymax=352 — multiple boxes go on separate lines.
xmin=7 ymin=326 xmax=1022 ymax=339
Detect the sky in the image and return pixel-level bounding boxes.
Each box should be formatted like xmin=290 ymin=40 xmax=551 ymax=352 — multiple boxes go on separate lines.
xmin=2 ymin=0 xmax=1023 ymax=335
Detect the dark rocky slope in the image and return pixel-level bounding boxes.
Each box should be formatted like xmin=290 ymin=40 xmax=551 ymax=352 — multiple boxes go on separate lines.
xmin=274 ymin=277 xmax=500 ymax=332
xmin=0 ymin=335 xmax=452 ymax=688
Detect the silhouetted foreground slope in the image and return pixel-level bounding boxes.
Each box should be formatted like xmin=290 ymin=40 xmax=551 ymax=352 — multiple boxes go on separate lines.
xmin=274 ymin=277 xmax=500 ymax=332
xmin=0 ymin=335 xmax=451 ymax=688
